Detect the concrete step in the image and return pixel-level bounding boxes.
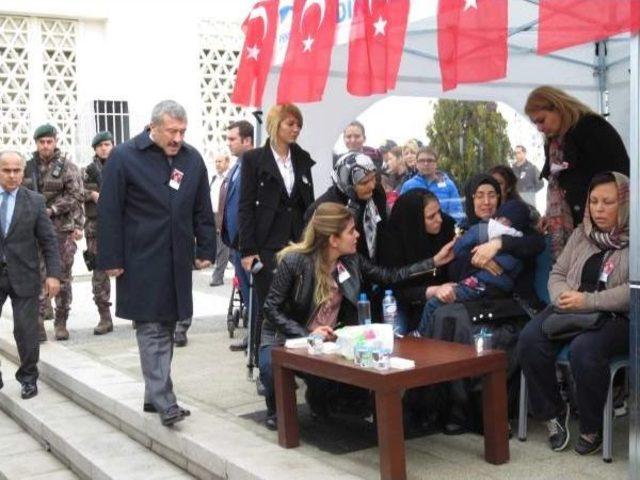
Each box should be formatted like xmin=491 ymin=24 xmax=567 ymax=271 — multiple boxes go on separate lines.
xmin=0 ymin=406 xmax=78 ymax=480
xmin=0 ymin=334 xmax=364 ymax=480
xmin=0 ymin=354 xmax=193 ymax=480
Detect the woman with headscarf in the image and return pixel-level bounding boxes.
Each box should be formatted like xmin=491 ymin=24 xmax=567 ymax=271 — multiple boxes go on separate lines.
xmin=517 ymin=172 xmax=629 ymax=455
xmin=380 ymin=190 xmax=455 ymax=333
xmin=304 ymin=151 xmax=387 ymax=263
xmin=524 ymin=86 xmax=629 ymax=259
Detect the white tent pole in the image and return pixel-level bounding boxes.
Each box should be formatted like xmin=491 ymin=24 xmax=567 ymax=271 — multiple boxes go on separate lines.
xmin=629 ymin=32 xmax=639 ymax=480
xmin=595 ymin=41 xmax=608 ymax=115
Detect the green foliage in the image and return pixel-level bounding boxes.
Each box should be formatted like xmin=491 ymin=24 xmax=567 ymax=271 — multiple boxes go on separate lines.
xmin=426 ymin=100 xmax=511 ymax=190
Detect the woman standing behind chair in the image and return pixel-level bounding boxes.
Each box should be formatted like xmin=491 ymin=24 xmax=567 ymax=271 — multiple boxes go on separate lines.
xmin=517 ymin=172 xmax=629 ymax=455
xmin=524 ymin=86 xmax=629 ymax=259
xmin=239 ymin=104 xmax=315 ymax=314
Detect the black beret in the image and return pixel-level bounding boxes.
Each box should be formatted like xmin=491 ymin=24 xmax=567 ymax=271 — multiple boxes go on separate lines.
xmin=33 ymin=123 xmax=57 ymax=140
xmin=92 ymin=131 xmax=114 ymax=148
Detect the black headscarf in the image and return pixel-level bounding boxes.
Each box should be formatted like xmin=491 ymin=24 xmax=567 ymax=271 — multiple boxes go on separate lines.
xmin=463 ymin=174 xmax=503 ymax=227
xmin=382 ymin=189 xmax=455 ymax=266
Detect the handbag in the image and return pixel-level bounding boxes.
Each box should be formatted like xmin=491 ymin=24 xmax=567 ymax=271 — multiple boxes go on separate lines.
xmin=463 ymin=297 xmax=528 ymax=324
xmin=542 ymin=309 xmax=607 ymax=340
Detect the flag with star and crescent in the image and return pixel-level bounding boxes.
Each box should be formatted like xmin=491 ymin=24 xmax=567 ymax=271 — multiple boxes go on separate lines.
xmin=231 ymin=0 xmax=279 ymax=107
xmin=437 ymin=0 xmax=508 ymax=92
xmin=277 ymin=0 xmax=339 ymax=103
xmin=347 ymin=0 xmax=410 ymax=96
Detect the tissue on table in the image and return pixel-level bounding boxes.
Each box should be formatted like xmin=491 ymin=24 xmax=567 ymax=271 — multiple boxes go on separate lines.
xmin=389 ymin=357 xmax=415 ymax=370
xmin=335 ymin=324 xmax=393 ymax=360
xmin=284 ymin=337 xmax=308 ymax=349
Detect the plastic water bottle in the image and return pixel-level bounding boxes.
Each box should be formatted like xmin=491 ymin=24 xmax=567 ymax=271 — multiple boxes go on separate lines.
xmin=382 ymin=290 xmax=398 ymax=336
xmin=357 ymin=293 xmax=372 ymax=325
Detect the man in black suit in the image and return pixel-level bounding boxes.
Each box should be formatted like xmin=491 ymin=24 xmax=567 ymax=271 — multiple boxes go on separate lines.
xmin=0 ymin=151 xmax=60 ymax=398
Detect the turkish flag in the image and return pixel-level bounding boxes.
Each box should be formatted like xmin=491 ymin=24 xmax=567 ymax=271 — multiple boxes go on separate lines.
xmin=231 ymin=1 xmax=278 ymax=107
xmin=538 ymin=0 xmax=640 ymax=54
xmin=437 ymin=0 xmax=508 ymax=92
xmin=347 ymin=0 xmax=410 ymax=96
xmin=277 ymin=0 xmax=339 ymax=103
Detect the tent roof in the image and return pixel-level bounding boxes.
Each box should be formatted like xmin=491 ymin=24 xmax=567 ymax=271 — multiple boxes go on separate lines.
xmin=257 ymin=0 xmax=632 ymax=192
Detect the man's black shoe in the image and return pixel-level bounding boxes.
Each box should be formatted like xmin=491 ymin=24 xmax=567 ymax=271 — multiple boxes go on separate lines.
xmin=546 ymin=403 xmax=570 ymax=452
xmin=21 ymin=383 xmax=38 ymax=400
xmin=160 ymin=405 xmax=191 ymax=426
xmin=229 ymin=335 xmax=248 ymax=352
xmin=143 ymin=402 xmax=157 ymax=413
xmin=209 ymin=279 xmax=223 ymax=287
xmin=443 ymin=422 xmax=467 ymax=435
xmin=574 ymin=432 xmax=603 ymax=456
xmin=174 ymin=331 xmax=188 ymax=347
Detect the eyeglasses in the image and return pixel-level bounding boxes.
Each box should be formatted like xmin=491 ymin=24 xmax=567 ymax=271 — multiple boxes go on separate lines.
xmin=416 ymin=157 xmax=437 ymax=164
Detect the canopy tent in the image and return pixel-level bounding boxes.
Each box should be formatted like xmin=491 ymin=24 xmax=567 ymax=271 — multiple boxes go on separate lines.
xmin=256 ymin=0 xmax=633 ymax=193
xmin=248 ymin=1 xmax=640 ymax=474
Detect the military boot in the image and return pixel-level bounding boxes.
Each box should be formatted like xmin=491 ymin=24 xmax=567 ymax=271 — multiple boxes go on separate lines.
xmin=54 ymin=319 xmax=69 ymax=341
xmin=93 ymin=309 xmax=113 ymax=335
xmin=38 ymin=319 xmax=47 ymax=343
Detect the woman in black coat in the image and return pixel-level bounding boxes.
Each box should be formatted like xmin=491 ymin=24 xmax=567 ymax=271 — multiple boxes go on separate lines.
xmin=380 ymin=189 xmax=456 ymax=334
xmin=305 ymin=151 xmax=386 ymax=263
xmin=524 ymin=86 xmax=629 ymax=259
xmin=238 ymin=104 xmax=315 ymax=309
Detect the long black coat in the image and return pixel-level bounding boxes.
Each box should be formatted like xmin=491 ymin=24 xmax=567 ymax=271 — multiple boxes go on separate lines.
xmin=238 ymin=141 xmax=315 ymax=257
xmin=541 ymin=114 xmax=629 ymax=225
xmin=97 ymin=130 xmax=216 ymax=323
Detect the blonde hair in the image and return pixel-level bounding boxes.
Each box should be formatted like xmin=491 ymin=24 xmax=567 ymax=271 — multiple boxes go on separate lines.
xmin=402 ymin=140 xmax=418 ymax=155
xmin=265 ymin=104 xmax=303 ymax=149
xmin=279 ymin=203 xmax=354 ymax=307
xmin=524 ymin=86 xmax=595 ymax=135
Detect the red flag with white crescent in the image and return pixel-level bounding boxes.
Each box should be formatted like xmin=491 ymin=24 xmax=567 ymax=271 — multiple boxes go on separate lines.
xmin=231 ymin=0 xmax=278 ymax=107
xmin=277 ymin=0 xmax=339 ymax=103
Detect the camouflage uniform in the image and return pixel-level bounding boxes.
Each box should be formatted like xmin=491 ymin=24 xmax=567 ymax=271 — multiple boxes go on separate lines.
xmin=23 ymin=148 xmax=84 ymax=340
xmin=82 ymin=156 xmax=112 ymax=334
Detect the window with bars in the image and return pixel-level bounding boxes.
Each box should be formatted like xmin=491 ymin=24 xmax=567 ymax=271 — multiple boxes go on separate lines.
xmin=93 ymin=100 xmax=130 ymax=145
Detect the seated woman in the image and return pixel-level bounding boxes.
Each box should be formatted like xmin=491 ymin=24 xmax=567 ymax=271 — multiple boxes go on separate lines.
xmin=517 ymin=172 xmax=629 ymax=455
xmin=380 ymin=190 xmax=455 ymax=334
xmin=259 ymin=202 xmax=455 ymax=429
xmin=421 ymin=174 xmax=545 ymax=433
xmin=418 ymin=199 xmax=531 ymax=335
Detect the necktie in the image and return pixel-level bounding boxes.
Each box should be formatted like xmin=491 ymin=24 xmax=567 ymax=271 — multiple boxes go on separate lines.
xmin=0 ymin=191 xmax=9 ymax=236
xmin=217 ymin=176 xmax=229 ymax=231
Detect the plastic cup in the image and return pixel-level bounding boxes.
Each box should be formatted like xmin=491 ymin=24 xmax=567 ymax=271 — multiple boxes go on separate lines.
xmin=474 ymin=332 xmax=493 ymax=354
xmin=307 ymin=334 xmax=324 ymax=355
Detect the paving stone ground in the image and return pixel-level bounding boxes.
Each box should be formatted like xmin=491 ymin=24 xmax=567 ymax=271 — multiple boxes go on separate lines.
xmin=0 ymin=265 xmax=629 ymax=480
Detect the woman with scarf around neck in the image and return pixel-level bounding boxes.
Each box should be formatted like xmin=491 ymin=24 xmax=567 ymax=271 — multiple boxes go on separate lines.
xmin=380 ymin=189 xmax=455 ymax=334
xmin=304 ymin=151 xmax=387 ymax=263
xmin=524 ymin=86 xmax=629 ymax=259
xmin=517 ymin=172 xmax=629 ymax=456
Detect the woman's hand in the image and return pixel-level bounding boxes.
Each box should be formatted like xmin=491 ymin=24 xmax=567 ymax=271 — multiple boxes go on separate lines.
xmin=425 ymin=285 xmax=440 ymax=299
xmin=312 ymin=325 xmax=336 ymax=341
xmin=435 ymin=283 xmax=457 ymax=304
xmin=557 ymin=290 xmax=586 ymax=310
xmin=481 ymin=259 xmax=503 ymax=276
xmin=536 ymin=216 xmax=548 ymax=234
xmin=433 ymin=239 xmax=456 ymax=267
xmin=471 ymin=239 xmax=501 ymax=268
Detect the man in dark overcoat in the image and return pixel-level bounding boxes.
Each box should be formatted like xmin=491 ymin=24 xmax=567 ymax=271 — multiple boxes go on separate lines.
xmin=97 ymin=100 xmax=215 ymax=426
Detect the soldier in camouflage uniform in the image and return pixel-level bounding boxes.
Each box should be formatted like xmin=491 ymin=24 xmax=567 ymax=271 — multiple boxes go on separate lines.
xmin=82 ymin=131 xmax=114 ymax=335
xmin=23 ymin=124 xmax=85 ymax=341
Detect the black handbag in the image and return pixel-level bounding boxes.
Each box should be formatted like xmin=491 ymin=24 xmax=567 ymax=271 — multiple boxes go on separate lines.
xmin=541 ymin=309 xmax=606 ymax=340
xmin=463 ymin=297 xmax=528 ymax=324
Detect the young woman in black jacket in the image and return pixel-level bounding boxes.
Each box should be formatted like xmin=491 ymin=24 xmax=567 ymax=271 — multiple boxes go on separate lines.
xmin=259 ymin=202 xmax=455 ymax=429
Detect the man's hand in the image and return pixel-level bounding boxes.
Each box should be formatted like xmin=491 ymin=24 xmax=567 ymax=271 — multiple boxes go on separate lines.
xmin=557 ymin=290 xmax=586 ymax=311
xmin=435 ymin=283 xmax=457 ymax=304
xmin=471 ymin=239 xmax=501 ymax=269
xmin=73 ymin=228 xmax=83 ymax=241
xmin=46 ymin=208 xmax=52 ymax=217
xmin=194 ymin=258 xmax=211 ymax=269
xmin=45 ymin=277 xmax=60 ymax=298
xmin=241 ymin=254 xmax=260 ymax=272
xmin=433 ymin=239 xmax=456 ymax=267
xmin=106 ymin=268 xmax=124 ymax=277
xmin=90 ymin=191 xmax=100 ymax=203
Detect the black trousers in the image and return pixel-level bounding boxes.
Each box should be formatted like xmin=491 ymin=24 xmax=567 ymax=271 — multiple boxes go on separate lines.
xmin=0 ymin=269 xmax=39 ymax=384
xmin=517 ymin=306 xmax=629 ymax=433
